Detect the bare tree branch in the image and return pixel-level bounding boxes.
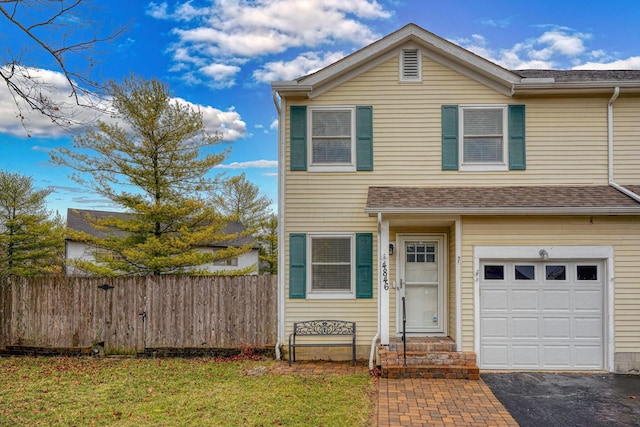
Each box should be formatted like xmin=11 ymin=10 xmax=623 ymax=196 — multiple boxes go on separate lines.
xmin=0 ymin=0 xmax=126 ymax=134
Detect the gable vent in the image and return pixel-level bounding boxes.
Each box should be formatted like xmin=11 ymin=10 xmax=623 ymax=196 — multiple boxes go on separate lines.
xmin=401 ymin=48 xmax=420 ymax=81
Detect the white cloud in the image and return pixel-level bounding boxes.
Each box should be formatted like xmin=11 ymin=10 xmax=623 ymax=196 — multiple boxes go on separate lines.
xmin=270 ymin=119 xmax=278 ymax=130
xmin=199 ymin=63 xmax=242 ymax=88
xmin=254 ymin=51 xmax=346 ymax=82
xmin=573 ymin=56 xmax=640 ymax=70
xmin=173 ymin=98 xmax=247 ymax=141
xmin=151 ymin=0 xmax=391 ymax=87
xmin=0 ymin=67 xmax=247 ymax=140
xmin=215 ymin=160 xmax=278 ymax=169
xmin=454 ymin=28 xmax=595 ymax=70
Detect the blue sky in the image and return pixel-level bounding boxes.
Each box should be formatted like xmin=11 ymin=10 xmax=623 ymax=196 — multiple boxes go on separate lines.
xmin=2 ymin=0 xmax=640 ymax=216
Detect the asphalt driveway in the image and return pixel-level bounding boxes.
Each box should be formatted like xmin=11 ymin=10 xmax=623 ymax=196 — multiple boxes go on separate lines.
xmin=482 ymin=372 xmax=640 ymax=427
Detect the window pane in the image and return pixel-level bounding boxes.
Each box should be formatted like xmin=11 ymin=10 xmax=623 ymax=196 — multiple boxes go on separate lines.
xmin=312 ymin=238 xmax=350 ymax=263
xmin=484 ymin=265 xmax=504 ymax=280
xmin=312 ymin=111 xmax=351 ymax=136
xmin=463 ymin=138 xmax=503 ymax=162
xmin=577 ymin=265 xmax=598 ymax=281
xmin=546 ymin=265 xmax=566 ymax=280
xmin=311 ymin=237 xmax=351 ymax=292
xmin=313 ymin=265 xmax=351 ymax=290
xmin=515 ymin=265 xmax=535 ymax=280
xmin=312 ymin=138 xmax=351 ymax=163
xmin=464 ymin=109 xmax=503 ymax=135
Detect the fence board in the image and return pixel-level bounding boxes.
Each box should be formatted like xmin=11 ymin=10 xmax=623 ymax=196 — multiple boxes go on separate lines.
xmin=0 ymin=275 xmax=277 ymax=354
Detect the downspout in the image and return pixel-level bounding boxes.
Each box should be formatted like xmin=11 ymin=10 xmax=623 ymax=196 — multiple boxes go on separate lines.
xmin=607 ymin=87 xmax=640 ymax=202
xmin=369 ymin=212 xmax=382 ymax=370
xmin=272 ymin=89 xmax=285 ymax=360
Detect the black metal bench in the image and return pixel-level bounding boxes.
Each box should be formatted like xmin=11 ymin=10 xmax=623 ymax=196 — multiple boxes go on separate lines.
xmin=288 ymin=320 xmax=356 ymax=366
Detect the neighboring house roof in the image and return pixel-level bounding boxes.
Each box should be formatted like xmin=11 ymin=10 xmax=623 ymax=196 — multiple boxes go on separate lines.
xmin=365 ymin=186 xmax=640 ymax=215
xmin=66 ymin=208 xmax=256 ymax=248
xmin=272 ymin=23 xmax=640 ymax=98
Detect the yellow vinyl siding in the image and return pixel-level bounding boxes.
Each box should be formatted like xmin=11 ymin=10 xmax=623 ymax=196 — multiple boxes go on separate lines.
xmin=612 ymin=96 xmax=640 ymax=184
xmin=459 ymin=215 xmax=640 ymax=354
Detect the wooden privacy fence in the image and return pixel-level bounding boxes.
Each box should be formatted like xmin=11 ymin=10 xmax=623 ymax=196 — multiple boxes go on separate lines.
xmin=0 ymin=275 xmax=277 ymax=355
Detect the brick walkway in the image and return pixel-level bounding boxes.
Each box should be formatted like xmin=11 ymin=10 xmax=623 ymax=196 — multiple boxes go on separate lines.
xmin=274 ymin=361 xmax=518 ymax=427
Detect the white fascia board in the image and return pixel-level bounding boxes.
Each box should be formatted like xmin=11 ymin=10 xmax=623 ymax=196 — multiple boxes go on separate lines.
xmin=280 ymin=24 xmax=520 ymax=97
xmin=365 ymin=207 xmax=640 ymax=215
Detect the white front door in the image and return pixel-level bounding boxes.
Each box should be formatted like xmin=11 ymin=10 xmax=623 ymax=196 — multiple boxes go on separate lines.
xmin=397 ymin=234 xmax=445 ymax=334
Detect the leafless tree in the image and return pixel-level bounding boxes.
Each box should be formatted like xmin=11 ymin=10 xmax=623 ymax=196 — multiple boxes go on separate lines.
xmin=0 ymin=0 xmax=125 ymax=130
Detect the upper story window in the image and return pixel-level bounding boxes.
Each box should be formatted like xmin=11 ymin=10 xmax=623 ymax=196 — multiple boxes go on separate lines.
xmin=309 ymin=107 xmax=355 ymax=171
xmin=441 ymin=104 xmax=525 ymax=172
xmin=460 ymin=106 xmax=508 ymax=171
xmin=400 ymin=48 xmax=421 ymax=82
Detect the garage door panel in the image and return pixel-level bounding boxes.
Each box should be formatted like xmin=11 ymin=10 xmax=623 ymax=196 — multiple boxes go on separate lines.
xmin=542 ymin=317 xmax=570 ymax=339
xmin=541 ymin=290 xmax=570 ymax=311
xmin=511 ymin=317 xmax=539 ymax=338
xmin=511 ymin=290 xmax=539 ymax=310
xmin=575 ymin=345 xmax=603 ymax=368
xmin=512 ymin=345 xmax=540 ymax=367
xmin=481 ymin=345 xmax=509 ymax=368
xmin=480 ymin=260 xmax=604 ymax=370
xmin=481 ymin=289 xmax=508 ymax=310
xmin=574 ymin=290 xmax=602 ymax=311
xmin=543 ymin=345 xmax=572 ymax=367
xmin=481 ymin=317 xmax=508 ymax=338
xmin=574 ymin=317 xmax=602 ymax=339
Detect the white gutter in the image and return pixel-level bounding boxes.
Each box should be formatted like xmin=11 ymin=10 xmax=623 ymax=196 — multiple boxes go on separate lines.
xmin=369 ymin=212 xmax=382 ymax=370
xmin=607 ymin=86 xmax=640 ymax=203
xmin=272 ymin=89 xmax=285 ymax=360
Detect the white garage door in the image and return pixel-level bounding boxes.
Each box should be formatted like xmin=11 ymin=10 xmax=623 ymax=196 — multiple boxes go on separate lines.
xmin=480 ymin=261 xmax=604 ymax=370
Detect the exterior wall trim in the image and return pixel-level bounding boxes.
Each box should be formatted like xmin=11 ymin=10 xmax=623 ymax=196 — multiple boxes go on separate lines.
xmin=473 ymin=245 xmax=614 ymax=372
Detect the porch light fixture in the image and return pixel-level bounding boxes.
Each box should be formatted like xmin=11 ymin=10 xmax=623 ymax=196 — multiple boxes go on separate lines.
xmin=539 ymin=249 xmax=549 ymax=260
xmin=389 ymin=244 xmax=394 ymax=256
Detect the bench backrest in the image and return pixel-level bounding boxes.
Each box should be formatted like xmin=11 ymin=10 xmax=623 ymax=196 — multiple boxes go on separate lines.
xmin=293 ymin=320 xmax=355 ymax=336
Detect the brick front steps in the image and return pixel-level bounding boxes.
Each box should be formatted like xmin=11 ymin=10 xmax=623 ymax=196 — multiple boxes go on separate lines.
xmin=379 ymin=337 xmax=480 ymax=380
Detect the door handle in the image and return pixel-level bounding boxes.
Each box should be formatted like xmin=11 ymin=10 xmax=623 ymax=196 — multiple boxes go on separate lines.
xmin=399 ymin=278 xmax=404 ymax=289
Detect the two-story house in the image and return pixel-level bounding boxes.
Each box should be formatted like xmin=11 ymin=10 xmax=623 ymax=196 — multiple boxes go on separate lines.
xmin=272 ymin=24 xmax=640 ymax=374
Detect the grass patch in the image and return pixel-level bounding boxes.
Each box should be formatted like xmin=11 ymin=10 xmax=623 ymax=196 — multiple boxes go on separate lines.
xmin=0 ymin=357 xmax=374 ymax=426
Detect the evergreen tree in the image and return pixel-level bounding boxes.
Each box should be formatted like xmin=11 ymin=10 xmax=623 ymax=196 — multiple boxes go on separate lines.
xmin=52 ymin=76 xmax=254 ymax=276
xmin=0 ymin=171 xmax=65 ymax=277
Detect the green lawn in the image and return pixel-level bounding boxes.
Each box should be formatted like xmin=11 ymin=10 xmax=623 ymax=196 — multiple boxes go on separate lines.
xmin=0 ymin=357 xmax=374 ymax=426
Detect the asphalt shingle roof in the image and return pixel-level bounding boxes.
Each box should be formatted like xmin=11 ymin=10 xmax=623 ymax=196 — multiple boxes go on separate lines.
xmin=513 ymin=69 xmax=640 ymax=82
xmin=365 ymin=185 xmax=640 ymax=214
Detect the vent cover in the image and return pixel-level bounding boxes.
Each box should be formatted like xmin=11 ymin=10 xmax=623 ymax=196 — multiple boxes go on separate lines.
xmin=401 ymin=48 xmax=420 ymax=81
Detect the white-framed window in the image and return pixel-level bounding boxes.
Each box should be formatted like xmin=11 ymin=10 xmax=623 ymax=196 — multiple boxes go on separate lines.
xmin=308 ymin=106 xmax=355 ymax=171
xmin=400 ymin=48 xmax=421 ymax=82
xmin=459 ymin=105 xmax=508 ymax=171
xmin=213 ymin=257 xmax=238 ymax=266
xmin=307 ymin=233 xmax=355 ymax=298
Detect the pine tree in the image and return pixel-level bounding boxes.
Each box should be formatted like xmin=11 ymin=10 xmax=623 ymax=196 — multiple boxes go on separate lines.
xmin=0 ymin=171 xmax=65 ymax=277
xmin=52 ymin=76 xmax=254 ymax=276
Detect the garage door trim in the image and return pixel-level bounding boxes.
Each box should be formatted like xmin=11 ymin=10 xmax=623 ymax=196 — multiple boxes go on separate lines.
xmin=473 ymin=246 xmax=613 ymax=372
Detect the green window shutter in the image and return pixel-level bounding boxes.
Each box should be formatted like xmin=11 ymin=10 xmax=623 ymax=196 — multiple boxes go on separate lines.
xmin=356 ymin=106 xmax=373 ymax=171
xmin=290 ymin=106 xmax=307 ymax=171
xmin=355 ymin=233 xmax=373 ymax=298
xmin=441 ymin=105 xmax=459 ymax=170
xmin=289 ymin=233 xmax=306 ymax=298
xmin=508 ymin=105 xmax=526 ymax=170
